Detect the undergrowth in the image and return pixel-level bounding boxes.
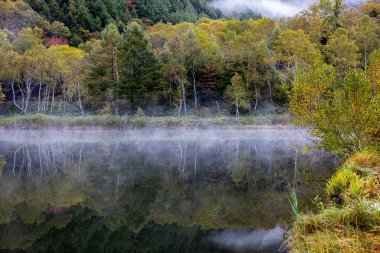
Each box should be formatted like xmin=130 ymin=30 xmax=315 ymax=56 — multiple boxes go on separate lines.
xmin=289 ymin=150 xmax=380 ymax=253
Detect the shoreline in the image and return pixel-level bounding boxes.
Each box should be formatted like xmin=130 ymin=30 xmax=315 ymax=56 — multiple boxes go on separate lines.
xmin=0 ymin=114 xmax=292 ymax=130
xmin=289 ymin=150 xmax=380 ymax=252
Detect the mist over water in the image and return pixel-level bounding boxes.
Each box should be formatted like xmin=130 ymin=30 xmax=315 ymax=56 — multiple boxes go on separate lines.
xmin=0 ymin=128 xmax=313 ymax=144
xmin=209 ymin=0 xmax=367 ymax=18
xmin=0 ymin=129 xmax=337 ymax=252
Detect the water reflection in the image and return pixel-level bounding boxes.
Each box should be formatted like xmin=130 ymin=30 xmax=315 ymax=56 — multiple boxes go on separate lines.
xmin=0 ymin=129 xmax=337 ymax=252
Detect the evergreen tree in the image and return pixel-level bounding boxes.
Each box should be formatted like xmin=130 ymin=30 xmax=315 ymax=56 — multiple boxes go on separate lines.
xmin=86 ymin=23 xmax=122 ymax=113
xmin=135 ymin=0 xmax=171 ymax=23
xmin=119 ymin=22 xmax=162 ymax=105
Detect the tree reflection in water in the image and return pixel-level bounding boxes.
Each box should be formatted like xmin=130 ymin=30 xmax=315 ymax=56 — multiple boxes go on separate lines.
xmin=0 ymin=129 xmax=337 ymax=252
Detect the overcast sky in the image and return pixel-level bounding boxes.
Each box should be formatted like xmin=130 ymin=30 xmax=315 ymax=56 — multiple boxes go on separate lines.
xmin=209 ymin=0 xmax=367 ymax=18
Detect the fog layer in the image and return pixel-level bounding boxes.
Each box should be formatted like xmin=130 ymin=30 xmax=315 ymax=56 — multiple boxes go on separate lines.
xmin=210 ymin=0 xmax=367 ymax=18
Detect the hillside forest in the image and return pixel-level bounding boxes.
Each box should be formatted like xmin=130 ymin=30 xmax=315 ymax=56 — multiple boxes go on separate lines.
xmin=0 ymin=1 xmax=379 ymax=141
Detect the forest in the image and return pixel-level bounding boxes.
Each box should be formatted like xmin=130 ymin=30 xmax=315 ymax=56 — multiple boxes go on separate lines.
xmin=0 ymin=1 xmax=377 ymax=117
xmin=0 ymin=0 xmax=379 ymax=148
xmin=0 ymin=0 xmax=379 ymax=147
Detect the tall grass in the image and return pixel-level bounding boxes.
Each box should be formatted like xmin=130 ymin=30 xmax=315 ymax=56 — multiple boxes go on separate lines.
xmin=289 ymin=151 xmax=380 ymax=253
xmin=289 ymin=187 xmax=301 ymax=224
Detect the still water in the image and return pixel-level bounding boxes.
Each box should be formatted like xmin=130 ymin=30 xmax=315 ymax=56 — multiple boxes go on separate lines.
xmin=0 ymin=129 xmax=337 ymax=253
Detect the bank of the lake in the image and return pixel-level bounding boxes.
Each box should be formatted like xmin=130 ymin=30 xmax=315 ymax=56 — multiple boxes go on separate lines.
xmin=289 ymin=150 xmax=380 ymax=253
xmin=0 ymin=114 xmax=291 ymax=129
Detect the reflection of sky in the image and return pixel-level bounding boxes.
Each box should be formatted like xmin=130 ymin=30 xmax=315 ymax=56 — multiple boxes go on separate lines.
xmin=210 ymin=226 xmax=284 ymax=252
xmin=210 ymin=0 xmax=367 ymax=18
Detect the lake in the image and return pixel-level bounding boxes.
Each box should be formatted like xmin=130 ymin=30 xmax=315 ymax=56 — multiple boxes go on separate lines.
xmin=0 ymin=129 xmax=338 ymax=253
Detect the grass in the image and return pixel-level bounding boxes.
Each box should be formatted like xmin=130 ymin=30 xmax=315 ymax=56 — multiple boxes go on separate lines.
xmin=289 ymin=150 xmax=380 ymax=253
xmin=289 ymin=187 xmax=301 ymax=225
xmin=0 ymin=114 xmax=291 ymax=129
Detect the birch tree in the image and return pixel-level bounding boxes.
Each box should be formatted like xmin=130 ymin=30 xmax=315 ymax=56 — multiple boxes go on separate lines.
xmin=225 ymin=73 xmax=250 ymax=119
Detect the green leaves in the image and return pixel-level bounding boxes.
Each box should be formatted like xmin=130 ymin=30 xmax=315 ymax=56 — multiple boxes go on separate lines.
xmin=324 ymin=28 xmax=360 ymax=79
xmin=290 ymin=65 xmax=380 ymax=156
xmin=225 ymin=73 xmax=250 ymax=119
xmin=119 ymin=22 xmax=162 ymax=103
xmin=288 ymin=187 xmax=301 ymax=224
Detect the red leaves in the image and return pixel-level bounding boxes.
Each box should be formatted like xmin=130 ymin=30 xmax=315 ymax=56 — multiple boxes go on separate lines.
xmin=47 ymin=37 xmax=68 ymax=47
xmin=128 ymin=0 xmax=137 ymax=10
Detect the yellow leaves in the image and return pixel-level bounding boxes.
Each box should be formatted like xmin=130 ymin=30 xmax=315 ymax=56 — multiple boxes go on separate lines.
xmin=48 ymin=45 xmax=85 ymax=60
xmin=0 ymin=156 xmax=5 ymax=178
xmin=0 ymin=48 xmax=20 ymax=80
xmin=247 ymin=18 xmax=276 ymax=39
xmin=274 ymin=29 xmax=323 ymax=72
xmin=225 ymin=73 xmax=250 ymax=111
xmin=290 ymin=65 xmax=379 ymax=155
xmin=194 ymin=28 xmax=220 ymax=58
xmin=359 ymin=2 xmax=380 ymax=18
xmin=290 ymin=64 xmax=335 ymax=122
xmin=0 ymin=85 xmax=5 ymax=106
xmin=324 ymin=28 xmax=360 ymax=74
xmin=47 ymin=45 xmax=86 ymax=80
xmin=0 ymin=0 xmax=21 ymax=15
xmin=196 ymin=19 xmax=227 ymax=42
xmin=367 ymin=50 xmax=380 ymax=94
xmin=46 ymin=45 xmax=87 ymax=96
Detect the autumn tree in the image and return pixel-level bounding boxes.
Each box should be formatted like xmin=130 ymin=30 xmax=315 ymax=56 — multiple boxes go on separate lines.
xmin=290 ymin=64 xmax=380 ymax=156
xmin=48 ymin=45 xmax=87 ymax=115
xmin=1 ymin=48 xmax=38 ymax=114
xmin=0 ymin=0 xmax=49 ymax=31
xmin=359 ymin=1 xmax=380 ymax=20
xmin=50 ymin=21 xmax=70 ymax=36
xmin=317 ymin=0 xmax=344 ymax=32
xmin=12 ymin=27 xmax=43 ymax=53
xmin=184 ymin=29 xmax=205 ymax=112
xmin=273 ymin=29 xmax=322 ymax=82
xmin=324 ymin=28 xmax=360 ymax=80
xmin=0 ymin=85 xmax=5 ymax=105
xmin=194 ymin=25 xmax=222 ymax=104
xmin=158 ymin=25 xmax=195 ymax=116
xmin=0 ymin=39 xmax=87 ymax=114
xmin=351 ymin=15 xmax=379 ymax=70
xmin=367 ymin=50 xmax=380 ymax=93
xmin=0 ymin=30 xmax=12 ymax=50
xmin=225 ymin=73 xmax=250 ymax=119
xmin=225 ymin=30 xmax=267 ymax=112
xmin=30 ymin=45 xmax=50 ymax=113
xmin=290 ymin=10 xmax=323 ymax=44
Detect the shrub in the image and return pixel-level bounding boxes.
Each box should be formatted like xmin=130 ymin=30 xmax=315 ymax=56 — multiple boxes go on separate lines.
xmin=31 ymin=114 xmax=44 ymax=127
xmin=326 ymin=163 xmax=360 ymax=202
xmin=136 ymin=107 xmax=145 ymax=117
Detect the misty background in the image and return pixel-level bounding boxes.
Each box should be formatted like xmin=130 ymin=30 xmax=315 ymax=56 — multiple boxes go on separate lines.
xmin=209 ymin=0 xmax=367 ymax=18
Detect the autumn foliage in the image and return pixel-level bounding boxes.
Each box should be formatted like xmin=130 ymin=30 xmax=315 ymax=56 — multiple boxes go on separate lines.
xmin=46 ymin=37 xmax=68 ymax=47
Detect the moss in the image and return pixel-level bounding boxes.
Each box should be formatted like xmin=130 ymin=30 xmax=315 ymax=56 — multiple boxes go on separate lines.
xmin=289 ymin=151 xmax=380 ymax=253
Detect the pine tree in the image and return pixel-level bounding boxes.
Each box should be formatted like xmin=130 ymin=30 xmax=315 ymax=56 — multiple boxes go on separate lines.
xmin=86 ymin=23 xmax=122 ymax=113
xmin=119 ymin=22 xmax=162 ymax=105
